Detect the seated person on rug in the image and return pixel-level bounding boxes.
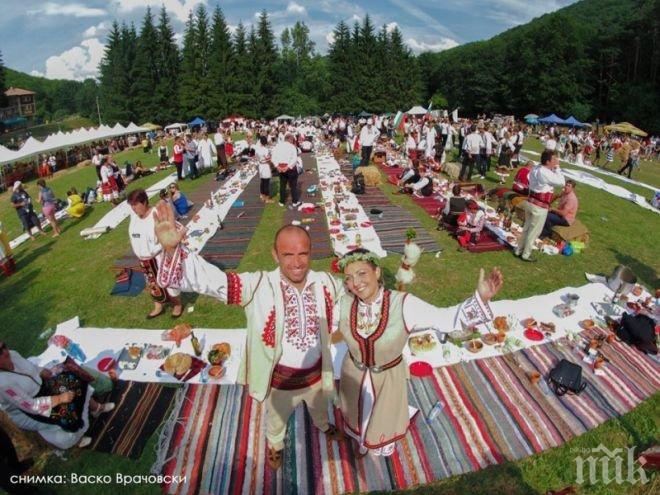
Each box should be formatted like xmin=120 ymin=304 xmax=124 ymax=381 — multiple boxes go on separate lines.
xmin=0 ymin=342 xmax=114 ymax=450
xmin=169 ymin=183 xmax=193 ymax=217
xmin=456 ymin=200 xmax=486 ymax=248
xmin=439 ymin=184 xmax=467 ymax=227
xmin=402 ymin=171 xmax=434 ymax=198
xmin=397 ymin=160 xmax=421 ymax=188
xmin=124 ymin=161 xmax=153 ymax=183
xmin=66 ymin=188 xmax=86 ymax=218
xmin=540 ymin=179 xmax=578 ymax=239
xmin=512 ymin=161 xmax=533 ymax=195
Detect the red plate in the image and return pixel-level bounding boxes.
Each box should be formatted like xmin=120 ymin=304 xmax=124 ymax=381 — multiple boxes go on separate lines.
xmin=97 ymin=357 xmax=116 ymax=372
xmin=329 ymin=228 xmax=340 ymax=234
xmin=330 ymin=220 xmax=341 ymax=226
xmin=346 ymin=244 xmax=358 ymax=250
xmin=360 ymin=221 xmax=372 ymax=227
xmin=524 ymin=328 xmax=544 ymax=341
xmin=409 ymin=361 xmax=433 ymax=377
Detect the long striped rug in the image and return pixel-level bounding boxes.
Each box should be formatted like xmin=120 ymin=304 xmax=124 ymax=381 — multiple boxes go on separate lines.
xmin=200 ymin=174 xmax=264 ymax=269
xmin=281 ymin=153 xmax=333 ymax=259
xmin=338 ymin=159 xmax=441 ymax=254
xmin=159 ymin=326 xmax=659 ymax=494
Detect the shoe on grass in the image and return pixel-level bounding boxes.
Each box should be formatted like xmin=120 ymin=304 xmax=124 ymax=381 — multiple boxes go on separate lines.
xmin=91 ymin=402 xmax=115 ymax=418
xmin=78 ymin=436 xmax=92 ymax=448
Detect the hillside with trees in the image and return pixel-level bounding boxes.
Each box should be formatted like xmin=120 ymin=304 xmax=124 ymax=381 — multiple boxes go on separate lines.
xmin=419 ymin=0 xmax=660 ymax=131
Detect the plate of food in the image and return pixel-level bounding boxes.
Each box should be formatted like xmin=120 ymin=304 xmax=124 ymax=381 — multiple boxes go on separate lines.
xmin=329 ymin=228 xmax=340 ymax=235
xmin=330 ymin=219 xmax=341 ymax=226
xmin=626 ymin=302 xmax=642 ymax=312
xmin=539 ymin=322 xmax=556 ymax=334
xmin=580 ymin=319 xmax=596 ymax=329
xmin=521 ymin=317 xmax=537 ymax=328
xmin=208 ymin=365 xmax=225 ymax=380
xmin=117 ymin=344 xmax=144 ymax=370
xmin=360 ymin=221 xmax=373 ymax=228
xmin=465 ymin=339 xmax=484 ymax=353
xmin=408 ymin=334 xmax=438 ymax=355
xmin=162 ymin=352 xmax=193 ymax=378
xmin=145 ymin=344 xmax=170 ymax=360
xmin=482 ymin=333 xmax=499 ymax=345
xmin=335 ymin=233 xmax=347 ymax=241
xmin=162 ymin=323 xmax=193 ymax=347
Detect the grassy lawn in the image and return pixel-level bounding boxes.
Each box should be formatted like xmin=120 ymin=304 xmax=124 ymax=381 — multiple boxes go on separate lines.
xmin=0 ymin=138 xmax=658 ymax=494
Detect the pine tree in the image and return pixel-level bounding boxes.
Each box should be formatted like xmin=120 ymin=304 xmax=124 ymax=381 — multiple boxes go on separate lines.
xmin=0 ymin=50 xmax=8 ymax=108
xmin=327 ymin=21 xmax=354 ymax=113
xmin=99 ymin=21 xmax=131 ymax=123
xmin=231 ymin=22 xmax=252 ymax=116
xmin=154 ymin=6 xmax=180 ymax=123
xmin=179 ymin=11 xmax=199 ymax=118
xmin=389 ymin=26 xmax=422 ymax=110
xmin=194 ymin=4 xmax=212 ymax=117
xmin=252 ymin=11 xmax=279 ymax=118
xmin=131 ymin=7 xmax=160 ymax=122
xmin=208 ymin=5 xmax=234 ymax=119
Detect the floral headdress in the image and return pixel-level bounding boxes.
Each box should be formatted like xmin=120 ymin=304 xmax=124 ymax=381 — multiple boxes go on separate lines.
xmin=337 ymin=250 xmax=380 ymax=271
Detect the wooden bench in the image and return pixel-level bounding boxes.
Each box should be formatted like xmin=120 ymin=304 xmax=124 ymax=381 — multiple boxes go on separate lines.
xmin=552 ymin=219 xmax=590 ymax=244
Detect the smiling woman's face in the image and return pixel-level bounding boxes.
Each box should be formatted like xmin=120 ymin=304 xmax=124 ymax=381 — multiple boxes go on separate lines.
xmin=344 ymin=261 xmax=381 ymax=303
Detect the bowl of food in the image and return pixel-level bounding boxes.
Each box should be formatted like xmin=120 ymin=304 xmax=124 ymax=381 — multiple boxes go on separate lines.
xmin=466 ymin=339 xmax=484 ymax=353
xmin=521 ymin=318 xmax=537 ymax=328
xmin=493 ymin=316 xmax=510 ymax=332
xmin=208 ymin=365 xmax=225 ymax=380
xmin=482 ymin=333 xmax=498 ymax=346
xmin=539 ymin=322 xmax=556 ymax=334
xmin=580 ymin=319 xmax=595 ymax=329
xmin=207 ymin=342 xmax=231 ymax=365
xmin=163 ymin=353 xmax=192 ymax=378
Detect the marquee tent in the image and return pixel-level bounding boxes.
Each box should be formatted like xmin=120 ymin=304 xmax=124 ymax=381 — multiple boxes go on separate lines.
xmin=564 ymin=116 xmax=586 ymax=127
xmin=538 ymin=114 xmax=566 ymax=125
xmin=406 ymin=106 xmax=428 ymax=115
xmin=275 ymin=114 xmax=295 ymax=121
xmin=604 ymin=122 xmax=648 ymax=137
xmin=188 ymin=117 xmax=205 ymax=127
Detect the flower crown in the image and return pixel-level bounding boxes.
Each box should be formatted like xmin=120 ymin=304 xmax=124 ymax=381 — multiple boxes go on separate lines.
xmin=337 ymin=251 xmax=380 ymax=271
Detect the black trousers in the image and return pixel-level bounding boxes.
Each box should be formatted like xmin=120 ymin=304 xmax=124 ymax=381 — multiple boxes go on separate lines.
xmin=0 ymin=426 xmax=32 ymax=494
xmin=260 ymin=178 xmax=271 ymax=196
xmin=459 ymin=154 xmax=475 ymax=181
xmin=360 ymin=146 xmax=373 ymax=167
xmin=541 ymin=212 xmax=569 ymax=239
xmin=618 ymin=159 xmax=634 ymax=178
xmin=174 ymin=161 xmax=183 ymax=180
xmin=279 ymin=169 xmax=300 ymax=204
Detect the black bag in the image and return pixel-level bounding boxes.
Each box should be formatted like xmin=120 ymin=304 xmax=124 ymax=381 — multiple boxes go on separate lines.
xmin=617 ymin=313 xmax=657 ymax=354
xmin=351 ymin=173 xmax=365 ymax=194
xmin=548 ymin=359 xmax=587 ymax=396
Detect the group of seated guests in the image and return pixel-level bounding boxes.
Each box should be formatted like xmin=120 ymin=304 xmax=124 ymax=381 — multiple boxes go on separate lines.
xmin=438 ymin=185 xmax=486 ymax=248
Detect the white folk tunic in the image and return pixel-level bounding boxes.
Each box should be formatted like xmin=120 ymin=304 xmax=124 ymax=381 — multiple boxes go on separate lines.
xmin=0 ymin=351 xmax=92 ymax=449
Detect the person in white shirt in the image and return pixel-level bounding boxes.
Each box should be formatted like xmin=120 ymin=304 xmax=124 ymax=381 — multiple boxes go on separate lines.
xmin=272 ymin=133 xmax=301 ymax=207
xmin=359 ymin=118 xmax=380 ymax=167
xmin=213 ymin=128 xmax=228 ymax=169
xmin=197 ymin=134 xmax=216 ymax=172
xmin=424 ymin=123 xmax=437 ymax=160
xmin=460 ymin=125 xmax=482 ymax=181
xmin=515 ymin=149 xmax=565 ymax=262
xmin=255 ymin=135 xmax=273 ymax=203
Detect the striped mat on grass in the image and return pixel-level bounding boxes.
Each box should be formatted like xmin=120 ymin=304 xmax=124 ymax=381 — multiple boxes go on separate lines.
xmin=159 ymin=326 xmax=659 ymax=494
xmin=378 ymin=163 xmax=446 ymax=216
xmin=201 ymin=174 xmax=264 ymax=269
xmin=338 ymin=159 xmax=441 ymax=254
xmin=283 ymin=153 xmax=333 ymax=260
xmin=88 ymin=380 xmax=177 ymax=459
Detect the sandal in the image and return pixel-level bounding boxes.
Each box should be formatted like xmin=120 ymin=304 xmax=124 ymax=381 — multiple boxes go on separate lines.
xmin=171 ymin=306 xmax=184 ymax=319
xmin=267 ymin=446 xmax=282 ymax=470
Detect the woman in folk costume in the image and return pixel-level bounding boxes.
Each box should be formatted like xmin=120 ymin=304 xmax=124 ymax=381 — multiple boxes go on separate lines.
xmin=99 ymin=156 xmax=119 ymax=203
xmin=334 ymin=249 xmax=503 ymax=457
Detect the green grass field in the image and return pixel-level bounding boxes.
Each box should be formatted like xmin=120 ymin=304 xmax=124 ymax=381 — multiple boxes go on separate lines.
xmin=0 ymin=138 xmax=658 ymax=494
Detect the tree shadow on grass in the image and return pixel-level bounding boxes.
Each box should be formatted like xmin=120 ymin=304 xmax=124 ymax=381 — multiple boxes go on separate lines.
xmin=12 ymin=240 xmax=55 ymax=272
xmin=608 ymin=249 xmax=659 ymax=288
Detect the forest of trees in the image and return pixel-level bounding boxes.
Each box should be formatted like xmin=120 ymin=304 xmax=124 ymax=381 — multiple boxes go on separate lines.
xmin=0 ymin=0 xmax=659 ymax=131
xmin=96 ymin=5 xmax=420 ymax=123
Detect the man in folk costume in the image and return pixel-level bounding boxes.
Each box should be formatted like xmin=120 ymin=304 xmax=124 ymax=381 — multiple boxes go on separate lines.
xmin=127 ymin=189 xmax=184 ymax=319
xmin=99 ymin=156 xmax=119 ymax=203
xmin=151 ymin=217 xmax=345 ymax=471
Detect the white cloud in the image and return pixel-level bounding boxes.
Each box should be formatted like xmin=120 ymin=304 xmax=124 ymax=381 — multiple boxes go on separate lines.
xmin=113 ymin=0 xmax=207 ymax=23
xmin=389 ymin=0 xmax=458 ymax=40
xmin=326 ymin=31 xmax=335 ymax=45
xmin=406 ymin=37 xmax=459 ymax=53
xmin=173 ymin=32 xmax=185 ymax=47
xmin=350 ymin=14 xmax=361 ymax=23
xmin=83 ymin=21 xmax=109 ymax=38
xmin=227 ymin=24 xmax=238 ymax=34
xmin=41 ymin=38 xmax=105 ymax=80
xmin=386 ymin=22 xmax=398 ymax=34
xmin=286 ymin=2 xmax=306 ymax=15
xmin=28 ymin=2 xmax=106 ymax=18
xmin=30 ymin=70 xmax=45 ymax=78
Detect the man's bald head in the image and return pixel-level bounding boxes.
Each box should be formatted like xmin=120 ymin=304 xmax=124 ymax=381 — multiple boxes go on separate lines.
xmin=273 ymin=224 xmax=311 ymax=252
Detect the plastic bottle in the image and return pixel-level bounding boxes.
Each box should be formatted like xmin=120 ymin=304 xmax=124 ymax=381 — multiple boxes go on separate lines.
xmin=200 ymin=365 xmax=209 ymax=384
xmin=65 ymin=342 xmax=86 ymax=362
xmin=425 ymin=400 xmax=445 ymax=423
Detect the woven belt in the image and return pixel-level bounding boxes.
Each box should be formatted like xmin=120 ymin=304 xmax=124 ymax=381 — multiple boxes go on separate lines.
xmin=271 ymin=360 xmax=322 ymax=390
xmin=349 ymin=353 xmax=402 ymax=374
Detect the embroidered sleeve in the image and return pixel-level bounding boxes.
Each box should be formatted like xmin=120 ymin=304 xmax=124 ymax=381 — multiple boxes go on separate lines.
xmin=1 ymin=387 xmax=52 ymax=417
xmin=226 ymin=272 xmax=243 ymax=305
xmin=453 ymin=291 xmax=493 ymax=329
xmin=261 ymin=308 xmax=276 ymax=348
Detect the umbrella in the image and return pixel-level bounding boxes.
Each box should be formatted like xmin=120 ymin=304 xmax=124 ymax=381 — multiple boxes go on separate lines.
xmin=524 ymin=116 xmax=539 ymax=124
xmin=357 ymin=111 xmax=372 ymax=118
xmin=524 ymin=114 xmax=538 ymax=119
xmin=141 ymin=122 xmax=162 ymax=130
xmin=603 ymin=122 xmax=647 ymax=137
xmin=406 ymin=106 xmax=428 ymax=116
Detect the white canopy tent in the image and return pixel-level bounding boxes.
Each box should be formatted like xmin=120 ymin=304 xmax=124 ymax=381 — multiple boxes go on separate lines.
xmin=406 ymin=106 xmax=428 ymax=116
xmin=0 ymin=122 xmax=150 ymax=166
xmin=275 ymin=114 xmax=295 ymax=121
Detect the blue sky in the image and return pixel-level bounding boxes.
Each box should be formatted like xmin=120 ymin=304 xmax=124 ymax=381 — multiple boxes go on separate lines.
xmin=0 ymin=0 xmax=577 ymax=81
